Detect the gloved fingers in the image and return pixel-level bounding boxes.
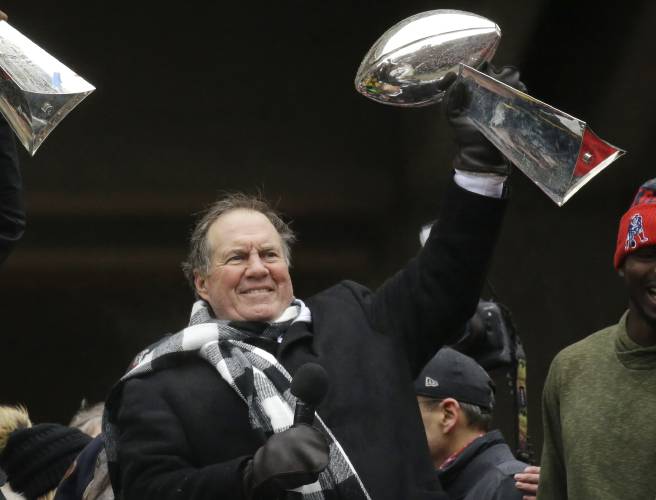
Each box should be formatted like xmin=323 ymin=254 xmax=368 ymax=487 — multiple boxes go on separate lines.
xmin=436 ymin=71 xmax=457 ymax=92
xmin=444 ymin=80 xmax=470 ymax=117
xmin=251 ymin=424 xmax=330 ymax=487
xmin=287 ymin=424 xmax=330 ymax=472
xmin=485 ymin=64 xmax=518 ymax=80
xmin=484 ymin=64 xmax=527 ymax=92
xmin=248 ymin=426 xmax=330 ymax=499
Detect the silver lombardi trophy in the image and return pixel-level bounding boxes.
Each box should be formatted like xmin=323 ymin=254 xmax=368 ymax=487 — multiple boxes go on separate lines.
xmin=354 ymin=10 xmax=624 ymax=206
xmin=0 ymin=20 xmax=95 ymax=156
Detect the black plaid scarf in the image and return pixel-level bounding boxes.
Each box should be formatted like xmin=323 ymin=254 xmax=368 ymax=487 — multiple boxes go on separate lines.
xmin=104 ymin=300 xmax=371 ymax=500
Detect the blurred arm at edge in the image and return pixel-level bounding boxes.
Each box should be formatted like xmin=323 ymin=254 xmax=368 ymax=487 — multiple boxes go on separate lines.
xmin=0 ymin=114 xmax=24 ymax=266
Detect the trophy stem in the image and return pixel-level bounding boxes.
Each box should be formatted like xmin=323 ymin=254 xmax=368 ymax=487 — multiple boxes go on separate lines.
xmin=458 ymin=64 xmax=625 ymax=206
xmin=0 ymin=20 xmax=95 ymax=155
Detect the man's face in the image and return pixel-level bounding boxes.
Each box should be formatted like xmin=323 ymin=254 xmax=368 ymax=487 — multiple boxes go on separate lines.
xmin=417 ymin=396 xmax=449 ymax=465
xmin=622 ymin=246 xmax=656 ymax=326
xmin=194 ymin=209 xmax=294 ymax=322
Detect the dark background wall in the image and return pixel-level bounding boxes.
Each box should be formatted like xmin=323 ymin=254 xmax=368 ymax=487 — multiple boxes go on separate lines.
xmin=1 ymin=0 xmax=655 ymax=463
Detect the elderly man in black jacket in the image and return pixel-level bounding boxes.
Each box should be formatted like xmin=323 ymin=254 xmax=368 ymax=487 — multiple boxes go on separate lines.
xmin=104 ymin=66 xmax=524 ymax=500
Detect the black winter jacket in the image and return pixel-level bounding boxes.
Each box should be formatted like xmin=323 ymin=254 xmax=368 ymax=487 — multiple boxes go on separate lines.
xmin=107 ymin=180 xmax=507 ymax=500
xmin=438 ymin=430 xmax=528 ymax=500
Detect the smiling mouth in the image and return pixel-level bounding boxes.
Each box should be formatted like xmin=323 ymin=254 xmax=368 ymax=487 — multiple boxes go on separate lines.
xmin=240 ymin=288 xmax=273 ymax=295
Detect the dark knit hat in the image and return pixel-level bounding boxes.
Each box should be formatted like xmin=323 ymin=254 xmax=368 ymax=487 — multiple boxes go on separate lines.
xmin=414 ymin=347 xmax=495 ymax=411
xmin=614 ymin=178 xmax=656 ymax=269
xmin=0 ymin=423 xmax=92 ymax=499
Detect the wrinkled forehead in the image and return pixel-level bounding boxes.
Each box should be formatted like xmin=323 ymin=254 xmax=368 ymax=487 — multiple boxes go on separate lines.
xmin=207 ymin=209 xmax=283 ymax=254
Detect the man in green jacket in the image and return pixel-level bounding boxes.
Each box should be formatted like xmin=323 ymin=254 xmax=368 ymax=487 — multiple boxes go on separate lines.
xmin=538 ymin=178 xmax=656 ymax=499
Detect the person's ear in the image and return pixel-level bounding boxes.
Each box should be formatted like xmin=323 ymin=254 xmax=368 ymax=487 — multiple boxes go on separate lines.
xmin=194 ymin=271 xmax=210 ymax=301
xmin=439 ymin=398 xmax=460 ymax=434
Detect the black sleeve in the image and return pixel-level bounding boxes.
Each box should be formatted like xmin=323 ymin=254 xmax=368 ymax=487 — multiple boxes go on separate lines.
xmin=0 ymin=115 xmax=23 ymax=265
xmin=491 ymin=475 xmax=525 ymax=500
xmin=115 ymin=376 xmax=250 ymax=500
xmin=464 ymin=471 xmax=525 ymax=500
xmin=369 ymin=178 xmax=507 ymax=376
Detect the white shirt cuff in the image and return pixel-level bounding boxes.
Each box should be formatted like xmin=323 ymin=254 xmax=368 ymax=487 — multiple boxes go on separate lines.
xmin=454 ymin=170 xmax=506 ymax=198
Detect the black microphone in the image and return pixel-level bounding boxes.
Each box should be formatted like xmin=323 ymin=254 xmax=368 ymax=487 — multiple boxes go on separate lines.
xmin=291 ymin=363 xmax=329 ymax=425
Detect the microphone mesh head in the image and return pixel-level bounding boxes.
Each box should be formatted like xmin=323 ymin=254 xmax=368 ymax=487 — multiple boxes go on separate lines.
xmin=290 ymin=363 xmax=329 ymax=406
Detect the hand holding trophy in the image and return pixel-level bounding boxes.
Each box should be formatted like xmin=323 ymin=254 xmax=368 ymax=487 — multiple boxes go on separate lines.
xmin=355 ymin=10 xmax=625 ymax=206
xmin=444 ymin=63 xmax=525 ymax=179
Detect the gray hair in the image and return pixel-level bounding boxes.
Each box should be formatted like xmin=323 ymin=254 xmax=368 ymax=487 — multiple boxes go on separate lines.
xmin=181 ymin=192 xmax=296 ymax=289
xmin=421 ymin=398 xmax=493 ymax=432
xmin=459 ymin=401 xmax=493 ymax=432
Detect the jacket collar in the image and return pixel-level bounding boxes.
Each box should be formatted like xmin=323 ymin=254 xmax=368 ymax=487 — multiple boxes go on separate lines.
xmin=437 ymin=430 xmax=506 ymax=485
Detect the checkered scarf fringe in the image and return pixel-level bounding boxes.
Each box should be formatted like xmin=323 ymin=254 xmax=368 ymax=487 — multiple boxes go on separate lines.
xmin=104 ymin=300 xmax=371 ymax=500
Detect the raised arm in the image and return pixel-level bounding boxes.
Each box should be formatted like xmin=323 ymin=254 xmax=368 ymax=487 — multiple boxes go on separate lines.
xmin=369 ymin=180 xmax=506 ymax=375
xmin=368 ymin=65 xmax=526 ymax=376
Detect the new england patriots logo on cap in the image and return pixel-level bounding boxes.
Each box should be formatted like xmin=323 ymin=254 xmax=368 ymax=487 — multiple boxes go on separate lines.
xmin=625 ymin=213 xmax=649 ymax=250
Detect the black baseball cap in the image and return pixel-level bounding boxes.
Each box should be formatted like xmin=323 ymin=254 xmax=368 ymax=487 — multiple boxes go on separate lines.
xmin=414 ymin=347 xmax=495 ymax=410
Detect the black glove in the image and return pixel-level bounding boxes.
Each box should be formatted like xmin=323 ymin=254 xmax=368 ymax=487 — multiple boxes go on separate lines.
xmin=443 ymin=63 xmax=527 ymax=176
xmin=242 ymin=424 xmax=330 ymax=500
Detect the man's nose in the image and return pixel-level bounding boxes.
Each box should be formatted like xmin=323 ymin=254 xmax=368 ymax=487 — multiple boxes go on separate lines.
xmin=245 ymin=253 xmax=269 ymax=277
